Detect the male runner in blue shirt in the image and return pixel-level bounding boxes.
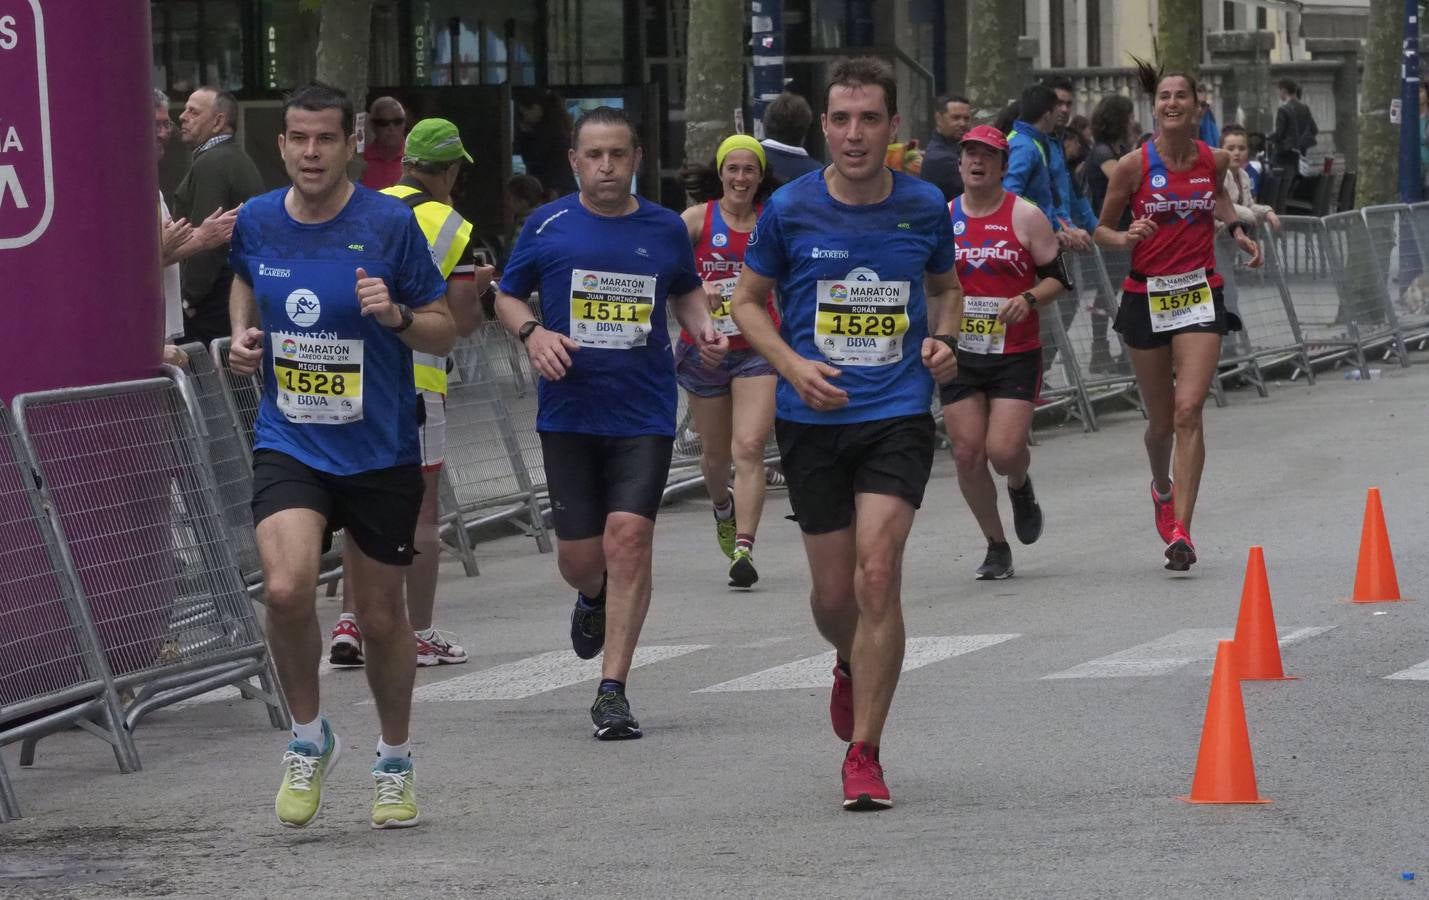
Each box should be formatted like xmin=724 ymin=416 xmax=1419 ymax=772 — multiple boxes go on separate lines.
xmin=731 ymin=57 xmax=964 ymax=811
xmin=227 ymin=82 xmax=454 ymax=830
xmin=494 ymin=106 xmax=728 ymax=741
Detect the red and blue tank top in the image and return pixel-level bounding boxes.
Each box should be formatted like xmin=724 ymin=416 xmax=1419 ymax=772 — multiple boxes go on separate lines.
xmin=680 ymin=200 xmax=778 ymax=352
xmin=951 ymin=191 xmax=1040 ymax=356
xmin=1125 ymin=139 xmax=1222 ymax=291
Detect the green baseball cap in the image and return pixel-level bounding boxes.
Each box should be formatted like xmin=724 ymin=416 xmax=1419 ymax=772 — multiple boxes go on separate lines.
xmin=403 ymin=118 xmax=473 ymax=163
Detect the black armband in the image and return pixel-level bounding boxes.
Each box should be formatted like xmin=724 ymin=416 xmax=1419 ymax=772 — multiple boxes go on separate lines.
xmin=1035 ymin=256 xmax=1074 ymax=292
xmin=1226 ymin=220 xmax=1248 ymax=239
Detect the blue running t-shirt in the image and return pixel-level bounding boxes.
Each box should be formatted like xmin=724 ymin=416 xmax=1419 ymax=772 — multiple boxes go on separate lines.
xmin=743 ymin=170 xmax=957 ymax=424
xmin=499 ymin=194 xmax=701 ymax=437
xmin=230 ymin=186 xmax=446 ymax=475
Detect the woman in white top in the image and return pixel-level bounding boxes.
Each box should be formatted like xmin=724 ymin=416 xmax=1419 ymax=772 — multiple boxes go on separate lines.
xmin=1220 ymin=124 xmax=1280 ymax=232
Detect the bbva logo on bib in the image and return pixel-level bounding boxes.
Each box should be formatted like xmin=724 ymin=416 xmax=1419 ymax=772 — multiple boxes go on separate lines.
xmin=286 ymin=289 xmax=321 ymax=327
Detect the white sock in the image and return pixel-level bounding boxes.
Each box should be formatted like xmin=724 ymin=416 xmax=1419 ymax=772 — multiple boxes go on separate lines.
xmin=376 ymin=738 xmax=410 ymax=760
xmin=414 ymin=627 xmax=435 ymax=640
xmin=292 ymin=716 xmax=325 ymax=750
xmin=1153 ymin=482 xmax=1173 ymax=502
xmin=338 ymin=612 xmax=357 ymax=623
xmin=713 ymin=492 xmax=734 ymax=521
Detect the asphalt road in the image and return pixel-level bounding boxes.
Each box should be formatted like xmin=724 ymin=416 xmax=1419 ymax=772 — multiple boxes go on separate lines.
xmin=4 ymin=363 xmax=1428 ymax=898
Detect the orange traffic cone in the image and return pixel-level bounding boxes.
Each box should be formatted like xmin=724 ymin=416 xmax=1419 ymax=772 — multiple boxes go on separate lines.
xmin=1232 ymin=547 xmax=1293 ymax=681
xmin=1351 ymin=487 xmax=1403 ymax=603
xmin=1178 ymin=640 xmax=1270 ymax=804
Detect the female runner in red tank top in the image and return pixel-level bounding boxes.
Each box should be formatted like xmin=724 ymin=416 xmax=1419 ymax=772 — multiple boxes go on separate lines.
xmin=675 ymin=135 xmax=781 ymax=589
xmin=1095 ymin=60 xmax=1262 ymax=572
xmin=940 ymin=126 xmax=1065 ymax=581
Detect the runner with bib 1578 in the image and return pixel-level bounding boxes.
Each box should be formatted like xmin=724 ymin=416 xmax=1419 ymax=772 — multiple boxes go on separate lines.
xmin=1094 ymin=58 xmax=1261 ymax=572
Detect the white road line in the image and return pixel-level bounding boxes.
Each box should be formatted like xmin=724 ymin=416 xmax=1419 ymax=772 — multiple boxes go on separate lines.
xmin=694 ymin=634 xmax=1020 ymax=693
xmin=1385 ymin=660 xmax=1429 ymax=681
xmin=1042 ymin=626 xmax=1335 ymax=680
xmin=411 ymin=644 xmax=710 ymax=702
xmin=168 ymin=660 xmax=339 ymax=710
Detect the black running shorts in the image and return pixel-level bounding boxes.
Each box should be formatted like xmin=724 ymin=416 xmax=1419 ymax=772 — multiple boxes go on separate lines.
xmin=940 ymin=348 xmax=1044 ymax=406
xmin=774 ymin=414 xmax=936 ymax=535
xmin=539 ymin=432 xmax=674 ymax=540
xmin=1114 ymin=286 xmax=1239 ymax=350
xmin=251 ymin=449 xmax=424 ymax=566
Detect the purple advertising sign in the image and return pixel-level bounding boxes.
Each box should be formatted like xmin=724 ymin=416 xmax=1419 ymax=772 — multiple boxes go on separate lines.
xmin=0 ymin=2 xmax=52 ymax=249
xmin=0 ymin=0 xmax=161 ymax=400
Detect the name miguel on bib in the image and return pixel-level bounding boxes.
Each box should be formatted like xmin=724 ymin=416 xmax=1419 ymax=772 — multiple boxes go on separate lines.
xmin=272 ymin=333 xmax=364 ymax=424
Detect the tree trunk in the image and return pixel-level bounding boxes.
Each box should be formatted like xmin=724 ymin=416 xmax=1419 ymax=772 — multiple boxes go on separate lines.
xmin=685 ymin=0 xmax=745 ymax=167
xmin=1356 ymin=0 xmax=1401 ymax=206
xmin=313 ymin=0 xmax=374 ymax=109
xmin=964 ymin=0 xmax=1020 ymax=120
xmin=1156 ymin=0 xmax=1202 ymax=74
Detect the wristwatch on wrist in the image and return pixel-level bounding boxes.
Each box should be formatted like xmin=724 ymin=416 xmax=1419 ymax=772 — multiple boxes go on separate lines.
xmin=1021 ymin=291 xmax=1038 ymax=310
xmin=931 ymin=333 xmax=958 ymax=352
xmin=389 ymin=303 xmax=414 ymax=333
xmin=518 ymin=320 xmax=540 ymax=343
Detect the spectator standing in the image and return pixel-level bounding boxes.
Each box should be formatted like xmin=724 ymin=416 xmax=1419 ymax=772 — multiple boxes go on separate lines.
xmin=360 ymin=96 xmax=407 ymax=190
xmin=174 ymin=86 xmax=264 ymax=345
xmin=1079 ymin=93 xmax=1138 ymax=373
xmin=920 ymin=94 xmax=971 ymax=201
xmin=515 ymin=92 xmax=578 ymax=196
xmin=1196 ymin=82 xmax=1221 ymax=148
xmin=1221 ymin=124 xmax=1280 ymax=232
xmin=1269 ymin=78 xmax=1318 ymax=173
xmin=759 ymin=92 xmax=823 ymax=183
xmin=1044 ymin=77 xmax=1096 ymax=248
xmin=1004 ymin=85 xmax=1059 ymax=222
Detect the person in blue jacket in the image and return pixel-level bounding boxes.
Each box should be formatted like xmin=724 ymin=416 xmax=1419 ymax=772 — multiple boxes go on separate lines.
xmin=1045 ymin=77 xmax=1096 ymax=249
xmin=1005 ymin=84 xmax=1092 ymax=253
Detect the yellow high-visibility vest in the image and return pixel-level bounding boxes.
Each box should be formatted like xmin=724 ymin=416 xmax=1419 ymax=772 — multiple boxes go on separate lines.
xmin=381 ymin=183 xmax=474 ymax=395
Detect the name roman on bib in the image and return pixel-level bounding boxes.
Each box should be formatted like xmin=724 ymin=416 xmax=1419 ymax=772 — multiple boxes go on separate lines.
xmin=814 ymin=279 xmax=910 ymax=366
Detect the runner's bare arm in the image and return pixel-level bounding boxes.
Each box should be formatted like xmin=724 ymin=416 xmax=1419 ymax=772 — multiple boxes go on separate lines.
xmin=494 ymin=288 xmax=580 ymax=381
xmin=732 ymin=265 xmax=848 ymax=409
xmin=1014 ymin=198 xmax=1066 ymax=308
xmin=671 ymin=282 xmax=730 ymax=365
xmin=227 ymin=276 xmax=264 ymax=376
xmin=400 ymin=297 xmax=458 ymax=356
xmin=680 ymin=203 xmax=706 ymax=245
xmin=445 ymin=272 xmax=486 ymax=338
xmin=924 ymin=266 xmax=965 ymax=336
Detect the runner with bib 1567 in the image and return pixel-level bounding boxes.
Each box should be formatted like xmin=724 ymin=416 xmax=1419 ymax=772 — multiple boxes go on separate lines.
xmin=1094 ymin=58 xmax=1261 ymax=572
xmin=941 ymin=125 xmax=1068 ymax=581
xmin=676 ymin=134 xmax=781 ymax=589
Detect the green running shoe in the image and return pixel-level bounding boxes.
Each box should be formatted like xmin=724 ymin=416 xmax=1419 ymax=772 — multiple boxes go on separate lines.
xmin=371 ymin=756 xmax=420 ymax=829
xmin=275 ymin=720 xmax=340 ymax=828
xmin=714 ymin=492 xmax=737 ymax=559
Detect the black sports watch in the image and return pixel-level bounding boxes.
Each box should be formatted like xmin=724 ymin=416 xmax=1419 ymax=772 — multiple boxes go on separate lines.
xmin=389 ymin=303 xmax=414 ymax=333
xmin=931 ymin=334 xmax=958 ymax=352
xmin=1020 ymin=291 xmax=1038 ymax=310
xmin=518 ymin=320 xmax=541 ymax=343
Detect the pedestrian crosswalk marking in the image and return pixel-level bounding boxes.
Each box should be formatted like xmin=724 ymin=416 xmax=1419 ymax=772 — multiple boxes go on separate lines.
xmin=411 ymin=644 xmax=710 ymax=702
xmin=694 ymin=634 xmax=1020 ymax=693
xmin=1042 ymin=626 xmax=1335 ymax=680
xmin=1384 ymin=659 xmax=1429 ymax=681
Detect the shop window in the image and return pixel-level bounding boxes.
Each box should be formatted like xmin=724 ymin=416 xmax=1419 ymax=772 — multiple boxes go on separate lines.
xmin=425 ymin=0 xmax=539 ymax=86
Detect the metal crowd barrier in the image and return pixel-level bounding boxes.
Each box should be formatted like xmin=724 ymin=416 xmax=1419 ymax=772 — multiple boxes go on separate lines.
xmin=0 ymin=403 xmax=138 ymax=821
xmin=1360 ymin=203 xmax=1429 ymax=351
xmin=1214 ymin=224 xmax=1316 ymax=391
xmin=11 ymin=378 xmax=289 ymax=738
xmin=444 ymin=323 xmax=553 ymax=553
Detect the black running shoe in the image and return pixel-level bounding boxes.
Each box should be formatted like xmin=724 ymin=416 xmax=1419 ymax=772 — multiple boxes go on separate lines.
xmin=591 ymin=690 xmax=642 ymax=740
xmin=976 ymin=541 xmax=1014 ymax=580
xmin=728 ymin=548 xmax=758 ymax=589
xmin=1008 ymin=476 xmax=1043 ymax=545
xmin=570 ymin=595 xmax=606 ymax=660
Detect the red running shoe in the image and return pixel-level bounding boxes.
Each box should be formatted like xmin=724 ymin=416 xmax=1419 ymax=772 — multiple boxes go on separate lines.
xmin=841 ymin=742 xmax=892 ymax=810
xmin=329 ymin=617 xmax=364 ymax=668
xmin=829 ymin=663 xmax=853 ymax=742
xmin=1164 ymin=523 xmax=1197 ymax=572
xmin=1151 ymin=482 xmax=1177 ymax=544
